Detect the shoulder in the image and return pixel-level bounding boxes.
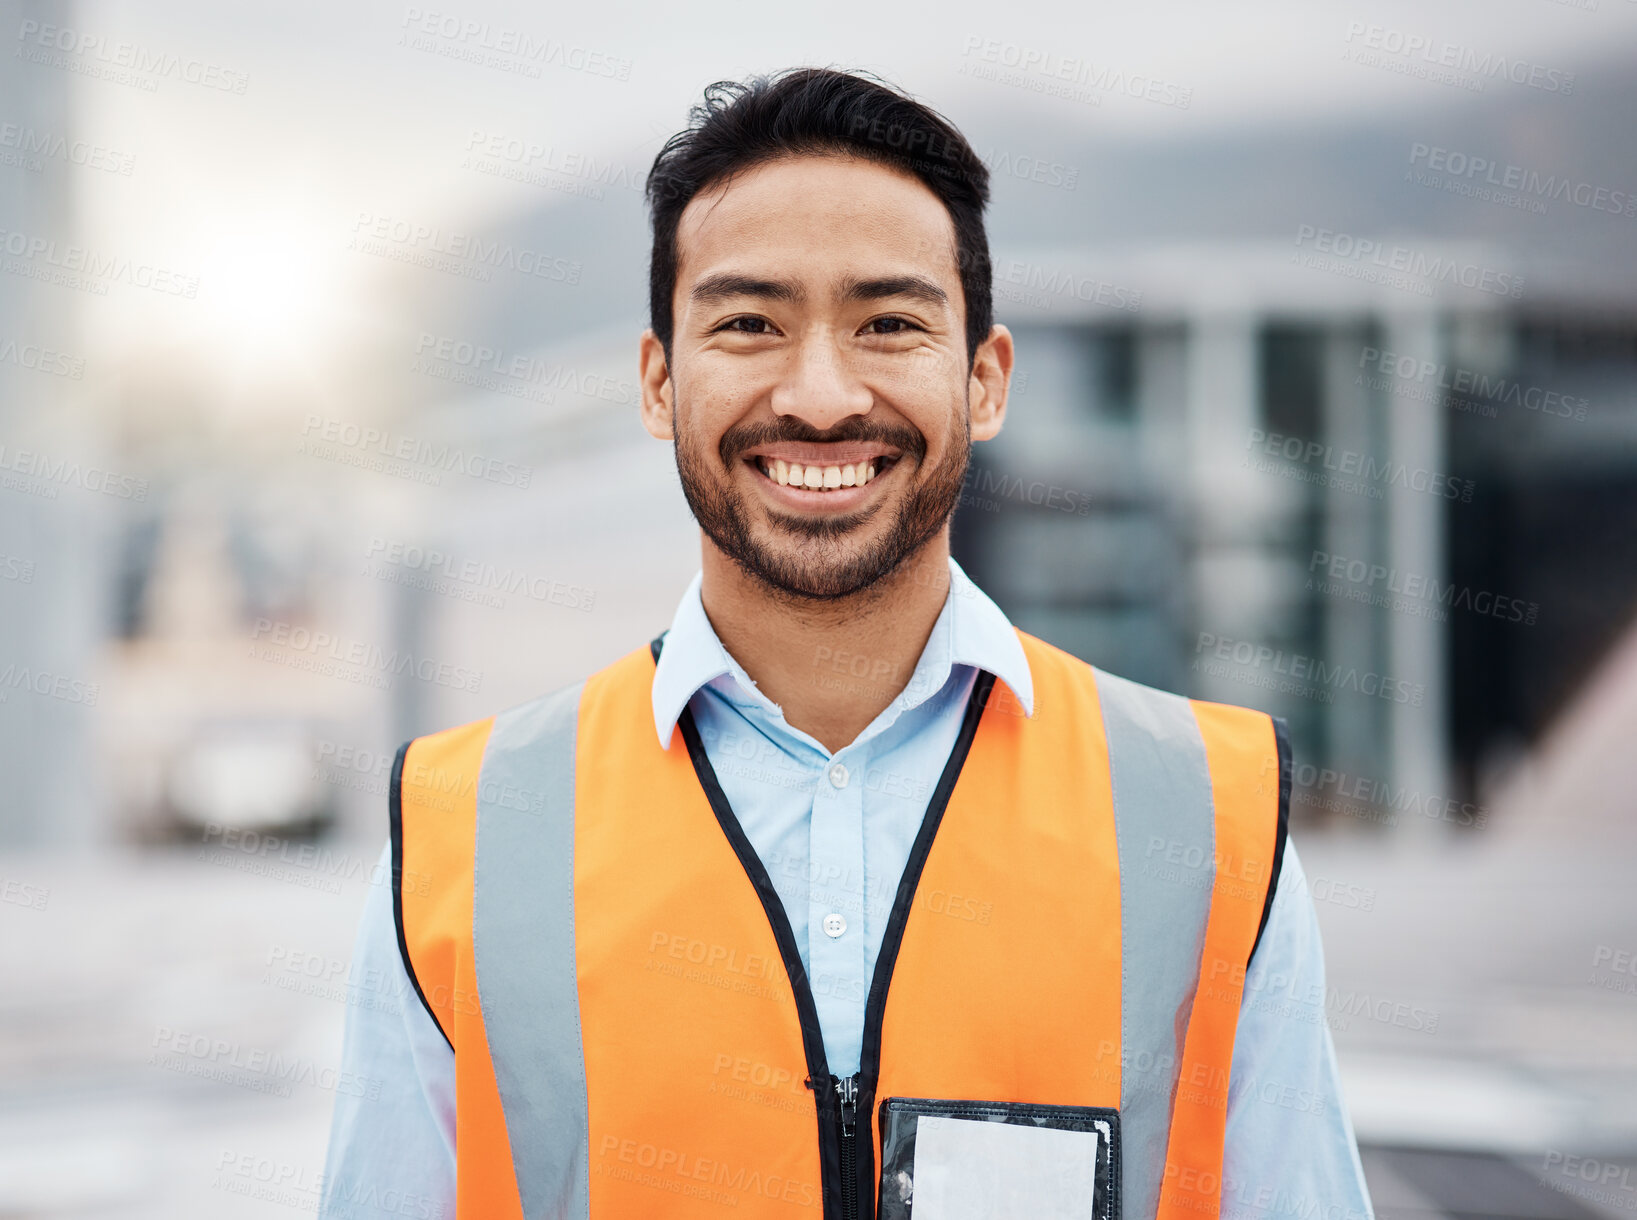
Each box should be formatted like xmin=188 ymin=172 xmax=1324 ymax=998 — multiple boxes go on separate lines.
xmin=1013 ymin=627 xmax=1287 ymax=766
xmin=390 ymin=681 xmax=580 ymax=821
xmin=396 ymin=639 xmax=658 ymax=782
xmin=1019 ymin=630 xmax=1292 ymax=957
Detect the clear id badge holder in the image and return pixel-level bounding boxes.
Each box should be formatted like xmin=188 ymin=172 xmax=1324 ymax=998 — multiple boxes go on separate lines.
xmin=876 ymin=1096 xmax=1119 ymax=1220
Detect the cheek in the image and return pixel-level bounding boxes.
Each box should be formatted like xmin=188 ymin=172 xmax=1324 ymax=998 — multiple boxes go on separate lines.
xmin=912 ymin=404 xmax=967 ymax=461
xmin=673 ymin=396 xmax=730 ymax=462
xmin=679 ymin=375 xmax=756 ymax=453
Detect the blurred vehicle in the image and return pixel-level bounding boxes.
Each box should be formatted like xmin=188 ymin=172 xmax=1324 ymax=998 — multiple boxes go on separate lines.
xmin=164 ymin=715 xmax=334 ymax=836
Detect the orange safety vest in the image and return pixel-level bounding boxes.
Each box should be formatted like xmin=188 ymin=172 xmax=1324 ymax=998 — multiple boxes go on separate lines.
xmin=392 ymin=628 xmax=1288 ymax=1219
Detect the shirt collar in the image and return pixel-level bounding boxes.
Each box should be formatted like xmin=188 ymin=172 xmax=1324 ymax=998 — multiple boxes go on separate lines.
xmin=650 ymin=556 xmax=1035 ymax=751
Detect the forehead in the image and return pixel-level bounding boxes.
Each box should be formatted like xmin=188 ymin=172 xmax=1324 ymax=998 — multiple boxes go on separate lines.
xmin=673 ymin=153 xmax=960 ymax=291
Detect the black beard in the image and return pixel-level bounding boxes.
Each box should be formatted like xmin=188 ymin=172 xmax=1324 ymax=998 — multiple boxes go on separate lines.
xmin=673 ymin=406 xmax=970 ymax=601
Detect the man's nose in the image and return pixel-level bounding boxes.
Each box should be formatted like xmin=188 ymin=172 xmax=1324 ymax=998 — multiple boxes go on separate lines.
xmin=769 ymin=322 xmax=873 ymax=427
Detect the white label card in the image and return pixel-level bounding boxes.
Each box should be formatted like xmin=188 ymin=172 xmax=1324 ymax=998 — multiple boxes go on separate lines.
xmin=910 ymin=1115 xmax=1099 ymax=1220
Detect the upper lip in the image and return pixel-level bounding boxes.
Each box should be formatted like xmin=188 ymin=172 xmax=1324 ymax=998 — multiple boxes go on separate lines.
xmin=740 ymin=443 xmax=902 ymax=466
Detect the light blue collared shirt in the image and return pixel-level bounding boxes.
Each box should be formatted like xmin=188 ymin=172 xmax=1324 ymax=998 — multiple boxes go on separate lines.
xmin=319 ymin=558 xmax=1374 ymax=1218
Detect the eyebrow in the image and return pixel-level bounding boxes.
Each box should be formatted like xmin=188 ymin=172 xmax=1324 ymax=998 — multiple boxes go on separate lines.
xmin=687 ymin=272 xmax=949 ymax=310
xmin=689 ymin=273 xmax=805 ymax=307
xmin=838 ymin=274 xmax=949 ymax=309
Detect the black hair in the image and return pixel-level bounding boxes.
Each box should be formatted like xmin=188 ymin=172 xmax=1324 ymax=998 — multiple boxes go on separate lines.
xmin=644 ymin=67 xmax=993 ymax=373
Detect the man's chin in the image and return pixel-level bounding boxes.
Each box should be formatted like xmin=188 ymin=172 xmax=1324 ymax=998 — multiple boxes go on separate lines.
xmin=759 ymin=504 xmax=879 ymax=541
xmin=728 ymin=540 xmax=893 ymax=601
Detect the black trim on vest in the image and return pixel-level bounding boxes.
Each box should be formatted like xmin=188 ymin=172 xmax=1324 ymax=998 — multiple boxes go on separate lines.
xmin=654 ymin=631 xmax=996 ymax=1220
xmin=668 ymin=694 xmax=842 ymax=1213
xmin=391 ymin=738 xmax=454 ymax=1052
xmin=1248 ymin=714 xmax=1293 ymax=966
xmin=854 ymin=668 xmax=996 ymax=1214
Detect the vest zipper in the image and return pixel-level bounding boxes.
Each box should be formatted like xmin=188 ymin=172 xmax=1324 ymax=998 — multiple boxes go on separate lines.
xmin=834 ymin=1072 xmax=861 ymax=1220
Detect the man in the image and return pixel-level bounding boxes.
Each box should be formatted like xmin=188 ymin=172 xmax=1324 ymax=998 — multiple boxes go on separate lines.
xmin=320 ymin=68 xmax=1374 ymax=1220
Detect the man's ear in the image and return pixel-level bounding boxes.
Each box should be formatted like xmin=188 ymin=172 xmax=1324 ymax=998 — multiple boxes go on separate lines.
xmin=968 ymin=323 xmax=1014 ymax=442
xmin=639 ymin=329 xmax=674 ymax=440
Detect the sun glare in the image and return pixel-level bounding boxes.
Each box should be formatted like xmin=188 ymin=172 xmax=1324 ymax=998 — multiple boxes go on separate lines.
xmin=187 ymin=218 xmax=345 ymax=376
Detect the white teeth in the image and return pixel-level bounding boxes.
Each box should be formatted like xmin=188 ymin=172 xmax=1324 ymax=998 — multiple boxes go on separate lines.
xmin=757 ymin=458 xmax=887 ymax=490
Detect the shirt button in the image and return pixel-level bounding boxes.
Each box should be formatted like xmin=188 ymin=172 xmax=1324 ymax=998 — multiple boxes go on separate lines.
xmin=822 ymin=912 xmax=847 ymax=938
xmin=828 ymin=762 xmax=849 ymax=789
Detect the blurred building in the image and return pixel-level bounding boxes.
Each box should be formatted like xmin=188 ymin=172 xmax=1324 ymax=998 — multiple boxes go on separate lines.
xmin=0 ymin=0 xmax=111 ymax=847
xmin=955 ymin=243 xmax=1637 ymax=826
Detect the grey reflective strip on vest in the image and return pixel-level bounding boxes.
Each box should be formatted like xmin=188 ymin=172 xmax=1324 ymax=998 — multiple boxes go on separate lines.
xmin=472 ymin=682 xmax=591 ymax=1220
xmin=1094 ymin=668 xmax=1215 ymax=1220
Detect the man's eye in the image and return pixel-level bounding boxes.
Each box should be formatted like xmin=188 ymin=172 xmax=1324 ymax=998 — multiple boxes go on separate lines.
xmin=866 ymin=316 xmax=922 ymax=335
xmin=717 ymin=316 xmax=773 ymax=334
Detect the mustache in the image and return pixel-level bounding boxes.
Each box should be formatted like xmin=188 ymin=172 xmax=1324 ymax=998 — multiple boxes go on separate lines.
xmin=717 ymin=417 xmax=927 ymax=465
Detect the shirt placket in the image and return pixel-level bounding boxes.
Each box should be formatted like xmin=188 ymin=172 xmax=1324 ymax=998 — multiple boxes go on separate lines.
xmin=807 ymin=740 xmax=869 ymax=1075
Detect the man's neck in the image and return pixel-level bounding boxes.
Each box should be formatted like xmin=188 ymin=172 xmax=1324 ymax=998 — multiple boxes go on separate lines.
xmin=698 ymin=534 xmax=953 ymax=754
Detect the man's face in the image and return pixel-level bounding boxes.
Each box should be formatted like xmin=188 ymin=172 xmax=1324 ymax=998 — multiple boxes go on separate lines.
xmin=640 ymin=153 xmax=1008 ymax=601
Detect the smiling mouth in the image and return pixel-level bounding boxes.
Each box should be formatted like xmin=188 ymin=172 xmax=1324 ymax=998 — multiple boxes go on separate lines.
xmin=746 ymin=454 xmax=901 ymax=491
